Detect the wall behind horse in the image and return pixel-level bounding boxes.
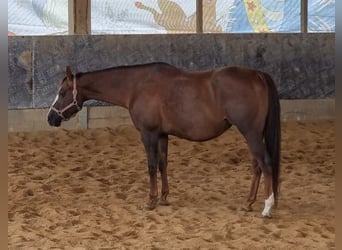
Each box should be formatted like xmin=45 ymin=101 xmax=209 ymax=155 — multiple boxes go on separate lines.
xmin=8 ymin=33 xmax=335 ymax=109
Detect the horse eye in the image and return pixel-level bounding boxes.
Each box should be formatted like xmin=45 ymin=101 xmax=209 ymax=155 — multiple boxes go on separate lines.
xmin=59 ymin=91 xmax=65 ymax=98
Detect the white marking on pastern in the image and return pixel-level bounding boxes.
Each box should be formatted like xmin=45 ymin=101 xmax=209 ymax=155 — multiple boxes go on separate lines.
xmin=261 ymin=192 xmax=274 ymax=218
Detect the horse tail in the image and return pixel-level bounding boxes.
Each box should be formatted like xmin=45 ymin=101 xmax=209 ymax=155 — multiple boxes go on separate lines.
xmin=262 ymin=72 xmax=281 ymax=206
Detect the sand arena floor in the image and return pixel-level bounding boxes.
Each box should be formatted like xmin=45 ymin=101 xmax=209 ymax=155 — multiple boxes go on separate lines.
xmin=8 ymin=120 xmax=335 ymax=249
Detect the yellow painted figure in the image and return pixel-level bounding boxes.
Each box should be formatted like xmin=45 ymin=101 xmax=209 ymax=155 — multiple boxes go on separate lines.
xmin=243 ymin=0 xmax=271 ymax=32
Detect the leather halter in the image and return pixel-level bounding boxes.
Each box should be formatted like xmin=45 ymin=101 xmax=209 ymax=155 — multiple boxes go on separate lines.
xmin=49 ymin=77 xmax=81 ymax=121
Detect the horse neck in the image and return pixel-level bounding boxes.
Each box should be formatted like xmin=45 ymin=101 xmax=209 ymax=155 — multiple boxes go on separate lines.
xmin=78 ymin=68 xmax=139 ymax=108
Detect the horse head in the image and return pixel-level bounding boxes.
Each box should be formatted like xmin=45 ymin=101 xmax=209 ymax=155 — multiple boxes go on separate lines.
xmin=47 ymin=66 xmax=83 ymax=127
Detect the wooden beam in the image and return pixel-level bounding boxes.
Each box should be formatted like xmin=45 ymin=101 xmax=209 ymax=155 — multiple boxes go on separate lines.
xmin=68 ymin=0 xmax=91 ymax=35
xmin=196 ymin=0 xmax=203 ymax=33
xmin=301 ymin=0 xmax=308 ymax=33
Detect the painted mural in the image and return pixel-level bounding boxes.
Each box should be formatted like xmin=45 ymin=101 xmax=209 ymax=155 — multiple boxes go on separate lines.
xmin=8 ymin=0 xmax=335 ymax=35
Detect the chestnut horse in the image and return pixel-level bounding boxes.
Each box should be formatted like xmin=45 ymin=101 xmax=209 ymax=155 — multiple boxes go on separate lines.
xmin=47 ymin=62 xmax=280 ymax=217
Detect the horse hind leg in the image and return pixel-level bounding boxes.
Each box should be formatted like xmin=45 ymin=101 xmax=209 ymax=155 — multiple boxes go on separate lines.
xmin=242 ymin=158 xmax=262 ymax=212
xmin=243 ymin=132 xmax=274 ymax=217
xmin=260 ymin=150 xmax=274 ymax=218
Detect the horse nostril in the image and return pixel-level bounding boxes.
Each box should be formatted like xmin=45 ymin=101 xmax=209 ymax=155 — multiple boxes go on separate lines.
xmin=47 ymin=112 xmax=53 ymax=122
xmin=47 ymin=114 xmax=53 ymax=125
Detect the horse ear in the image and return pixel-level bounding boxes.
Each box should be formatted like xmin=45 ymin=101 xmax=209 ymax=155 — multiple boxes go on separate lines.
xmin=66 ymin=66 xmax=73 ymax=81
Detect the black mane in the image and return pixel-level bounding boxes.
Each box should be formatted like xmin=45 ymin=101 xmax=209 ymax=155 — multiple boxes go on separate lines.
xmin=75 ymin=62 xmax=173 ymax=78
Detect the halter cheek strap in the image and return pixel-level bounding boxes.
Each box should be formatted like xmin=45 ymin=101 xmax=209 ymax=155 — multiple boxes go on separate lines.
xmin=50 ymin=77 xmax=81 ymax=121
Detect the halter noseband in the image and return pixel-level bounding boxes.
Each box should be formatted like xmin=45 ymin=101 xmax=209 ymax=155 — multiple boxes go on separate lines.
xmin=50 ymin=77 xmax=81 ymax=121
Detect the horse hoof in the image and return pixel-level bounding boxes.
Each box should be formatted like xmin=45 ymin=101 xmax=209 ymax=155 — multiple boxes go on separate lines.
xmin=241 ymin=206 xmax=253 ymax=212
xmin=159 ymin=200 xmax=170 ymax=206
xmin=143 ymin=203 xmax=156 ymax=210
xmin=262 ymin=213 xmax=272 ymax=219
xmin=143 ymin=198 xmax=159 ymax=210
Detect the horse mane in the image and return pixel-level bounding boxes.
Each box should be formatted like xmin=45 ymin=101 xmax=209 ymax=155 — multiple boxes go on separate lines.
xmin=75 ymin=62 xmax=173 ymax=78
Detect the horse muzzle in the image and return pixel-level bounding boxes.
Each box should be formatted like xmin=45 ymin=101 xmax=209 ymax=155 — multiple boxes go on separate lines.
xmin=47 ymin=111 xmax=62 ymax=127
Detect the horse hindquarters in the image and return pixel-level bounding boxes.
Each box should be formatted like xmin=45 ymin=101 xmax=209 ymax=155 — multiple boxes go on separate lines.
xmin=234 ymin=72 xmax=280 ymax=217
xmin=252 ymin=72 xmax=280 ymax=217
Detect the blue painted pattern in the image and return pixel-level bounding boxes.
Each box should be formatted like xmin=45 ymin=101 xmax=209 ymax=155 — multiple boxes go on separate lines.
xmin=8 ymin=0 xmax=334 ymax=35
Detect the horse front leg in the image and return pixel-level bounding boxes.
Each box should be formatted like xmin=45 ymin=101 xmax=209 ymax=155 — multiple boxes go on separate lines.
xmin=141 ymin=131 xmax=159 ymax=210
xmin=158 ymin=134 xmax=169 ymax=205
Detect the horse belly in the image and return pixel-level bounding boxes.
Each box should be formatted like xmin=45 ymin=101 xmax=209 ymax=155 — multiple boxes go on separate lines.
xmin=166 ymin=116 xmax=230 ymax=142
xmin=161 ymin=84 xmax=229 ymax=141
